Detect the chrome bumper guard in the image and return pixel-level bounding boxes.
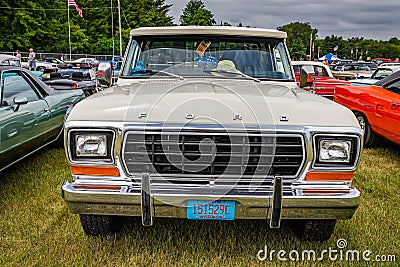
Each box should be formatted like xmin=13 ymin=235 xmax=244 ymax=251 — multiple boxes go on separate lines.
xmin=141 ymin=173 xmax=153 ymax=226
xmin=62 ymin=177 xmax=361 ymax=226
xmin=268 ymin=176 xmax=283 ymax=228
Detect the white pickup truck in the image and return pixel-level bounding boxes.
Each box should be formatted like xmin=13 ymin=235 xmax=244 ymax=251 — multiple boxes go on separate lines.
xmin=61 ymin=26 xmax=362 ymax=241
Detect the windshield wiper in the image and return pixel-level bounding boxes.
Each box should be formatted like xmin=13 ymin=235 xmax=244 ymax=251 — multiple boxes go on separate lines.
xmin=131 ymin=69 xmax=184 ymax=80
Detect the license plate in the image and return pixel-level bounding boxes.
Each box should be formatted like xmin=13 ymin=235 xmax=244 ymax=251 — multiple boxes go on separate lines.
xmin=187 ymin=200 xmax=235 ymax=220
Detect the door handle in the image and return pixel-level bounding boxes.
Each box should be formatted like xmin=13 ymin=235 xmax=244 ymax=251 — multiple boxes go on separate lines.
xmin=44 ymin=108 xmax=50 ymax=112
xmin=361 ymin=102 xmax=373 ymax=109
xmin=7 ymin=128 xmax=18 ymax=138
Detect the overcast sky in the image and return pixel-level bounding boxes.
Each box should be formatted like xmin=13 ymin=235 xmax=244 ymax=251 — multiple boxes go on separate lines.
xmin=165 ymin=0 xmax=399 ymax=40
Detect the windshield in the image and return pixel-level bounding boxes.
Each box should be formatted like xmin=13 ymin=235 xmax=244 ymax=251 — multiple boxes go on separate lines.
xmin=371 ymin=68 xmax=394 ymax=80
xmin=121 ymin=35 xmax=293 ymax=81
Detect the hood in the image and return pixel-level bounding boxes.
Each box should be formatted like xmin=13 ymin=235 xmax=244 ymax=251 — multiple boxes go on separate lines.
xmin=67 ymin=79 xmax=359 ymax=127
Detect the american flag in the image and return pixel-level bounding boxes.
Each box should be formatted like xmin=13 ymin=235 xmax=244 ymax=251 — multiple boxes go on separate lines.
xmin=68 ymin=0 xmax=83 ymax=17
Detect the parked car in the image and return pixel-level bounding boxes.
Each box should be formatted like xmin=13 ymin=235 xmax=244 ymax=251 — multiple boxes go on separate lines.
xmin=0 ymin=66 xmax=85 ymax=172
xmin=380 ymin=62 xmax=400 ymax=67
xmin=1 ymin=54 xmax=44 ymax=78
xmin=329 ymin=59 xmax=353 ymax=70
xmin=333 ymin=59 xmax=353 ymax=65
xmin=331 ymin=64 xmax=357 ymax=80
xmin=349 ymin=65 xmax=400 ymax=86
xmin=293 ymin=61 xmax=351 ymax=99
xmin=335 ymin=70 xmax=400 ymax=146
xmin=20 ymin=57 xmax=58 ymax=73
xmin=371 ymin=58 xmax=392 ymax=65
xmin=356 ymin=61 xmax=378 ymax=71
xmin=0 ymin=54 xmax=21 ymax=67
xmin=72 ymin=58 xmax=99 ymax=68
xmin=42 ymin=63 xmax=97 ymax=97
xmin=62 ymin=26 xmax=363 ymax=241
xmin=332 ymin=63 xmax=373 ymax=80
xmin=43 ymin=57 xmax=71 ymax=68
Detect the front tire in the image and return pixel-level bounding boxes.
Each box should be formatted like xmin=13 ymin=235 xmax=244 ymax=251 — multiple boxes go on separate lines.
xmin=354 ymin=111 xmax=375 ymax=147
xmin=79 ymin=214 xmax=124 ymax=236
xmin=289 ymin=219 xmax=336 ymax=241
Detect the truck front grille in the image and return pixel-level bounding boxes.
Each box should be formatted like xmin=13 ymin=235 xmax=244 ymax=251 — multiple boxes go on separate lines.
xmin=122 ymin=130 xmax=305 ymax=185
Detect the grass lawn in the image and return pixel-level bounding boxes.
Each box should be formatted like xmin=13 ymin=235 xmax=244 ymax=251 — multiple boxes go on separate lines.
xmin=0 ymin=144 xmax=399 ymax=266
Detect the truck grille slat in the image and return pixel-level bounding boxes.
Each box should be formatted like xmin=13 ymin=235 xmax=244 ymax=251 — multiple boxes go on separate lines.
xmin=123 ymin=131 xmax=305 ymax=183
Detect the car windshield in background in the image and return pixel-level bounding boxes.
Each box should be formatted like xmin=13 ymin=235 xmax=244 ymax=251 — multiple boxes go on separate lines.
xmin=371 ymin=68 xmax=396 ymax=80
xmin=121 ymin=36 xmax=293 ymax=81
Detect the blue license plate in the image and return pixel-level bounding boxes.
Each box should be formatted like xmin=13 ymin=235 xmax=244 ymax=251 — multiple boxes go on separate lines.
xmin=186 ymin=200 xmax=235 ymax=220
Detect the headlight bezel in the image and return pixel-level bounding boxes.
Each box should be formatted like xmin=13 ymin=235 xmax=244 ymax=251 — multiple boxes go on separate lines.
xmin=312 ymin=134 xmax=360 ymax=170
xmin=68 ymin=129 xmax=115 ymax=164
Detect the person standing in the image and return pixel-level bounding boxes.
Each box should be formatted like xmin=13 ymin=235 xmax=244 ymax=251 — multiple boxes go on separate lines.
xmin=15 ymin=50 xmax=22 ymax=60
xmin=28 ymin=48 xmax=36 ymax=71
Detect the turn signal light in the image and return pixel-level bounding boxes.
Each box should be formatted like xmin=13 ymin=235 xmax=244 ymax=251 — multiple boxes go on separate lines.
xmin=305 ymin=172 xmax=354 ymax=181
xmin=70 ymin=165 xmax=120 ymax=176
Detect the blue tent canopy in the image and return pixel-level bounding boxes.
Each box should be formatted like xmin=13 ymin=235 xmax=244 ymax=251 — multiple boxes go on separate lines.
xmin=318 ymin=53 xmax=340 ymax=63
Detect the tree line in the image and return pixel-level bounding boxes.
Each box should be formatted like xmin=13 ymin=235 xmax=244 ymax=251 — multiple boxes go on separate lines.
xmin=0 ymin=0 xmax=399 ymax=60
xmin=278 ymin=22 xmax=400 ymax=61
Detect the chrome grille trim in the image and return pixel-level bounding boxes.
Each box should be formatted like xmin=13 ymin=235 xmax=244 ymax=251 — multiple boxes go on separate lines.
xmin=122 ymin=130 xmax=305 ymax=185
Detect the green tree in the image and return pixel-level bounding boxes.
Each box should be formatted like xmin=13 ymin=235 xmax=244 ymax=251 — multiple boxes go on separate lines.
xmin=179 ymin=0 xmax=215 ymax=26
xmin=0 ymin=0 xmax=174 ymax=54
xmin=277 ymin=22 xmax=318 ymax=60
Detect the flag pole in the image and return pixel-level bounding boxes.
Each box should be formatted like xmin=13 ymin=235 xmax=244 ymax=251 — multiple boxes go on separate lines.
xmin=111 ymin=0 xmax=114 ymax=57
xmin=309 ymin=32 xmax=313 ymax=61
xmin=68 ymin=0 xmax=72 ymax=60
xmin=117 ymin=0 xmax=122 ymax=56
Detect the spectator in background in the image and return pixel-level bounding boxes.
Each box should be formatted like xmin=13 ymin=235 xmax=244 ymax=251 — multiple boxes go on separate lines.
xmin=28 ymin=48 xmax=36 ymax=71
xmin=395 ymin=58 xmax=399 ymax=63
xmin=15 ymin=50 xmax=21 ymax=60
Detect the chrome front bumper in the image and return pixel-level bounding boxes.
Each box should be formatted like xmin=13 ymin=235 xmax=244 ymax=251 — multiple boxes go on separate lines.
xmin=62 ymin=179 xmax=361 ymax=224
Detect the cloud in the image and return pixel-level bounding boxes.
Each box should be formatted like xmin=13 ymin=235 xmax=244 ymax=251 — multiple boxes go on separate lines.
xmin=165 ymin=0 xmax=400 ymax=40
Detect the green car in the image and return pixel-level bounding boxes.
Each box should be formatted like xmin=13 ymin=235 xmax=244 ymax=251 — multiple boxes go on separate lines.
xmin=0 ymin=66 xmax=85 ymax=171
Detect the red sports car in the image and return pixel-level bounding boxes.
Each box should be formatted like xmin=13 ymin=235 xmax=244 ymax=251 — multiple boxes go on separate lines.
xmin=334 ymin=71 xmax=400 ymax=146
xmin=293 ymin=61 xmax=351 ymax=99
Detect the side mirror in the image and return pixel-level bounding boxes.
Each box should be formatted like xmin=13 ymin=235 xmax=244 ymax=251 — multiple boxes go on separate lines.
xmin=13 ymin=96 xmax=28 ymax=112
xmin=299 ymin=65 xmax=315 ymax=88
xmin=97 ymin=62 xmax=112 ymax=87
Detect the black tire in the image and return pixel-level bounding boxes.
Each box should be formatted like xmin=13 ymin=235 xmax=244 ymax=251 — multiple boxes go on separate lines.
xmin=289 ymin=219 xmax=336 ymax=241
xmin=354 ymin=111 xmax=375 ymax=147
xmin=79 ymin=214 xmax=124 ymax=236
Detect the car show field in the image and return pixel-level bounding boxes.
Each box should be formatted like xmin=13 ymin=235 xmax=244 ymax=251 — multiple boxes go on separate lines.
xmin=1 ymin=0 xmax=400 ymax=265
xmin=0 ymin=145 xmax=399 ymax=266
